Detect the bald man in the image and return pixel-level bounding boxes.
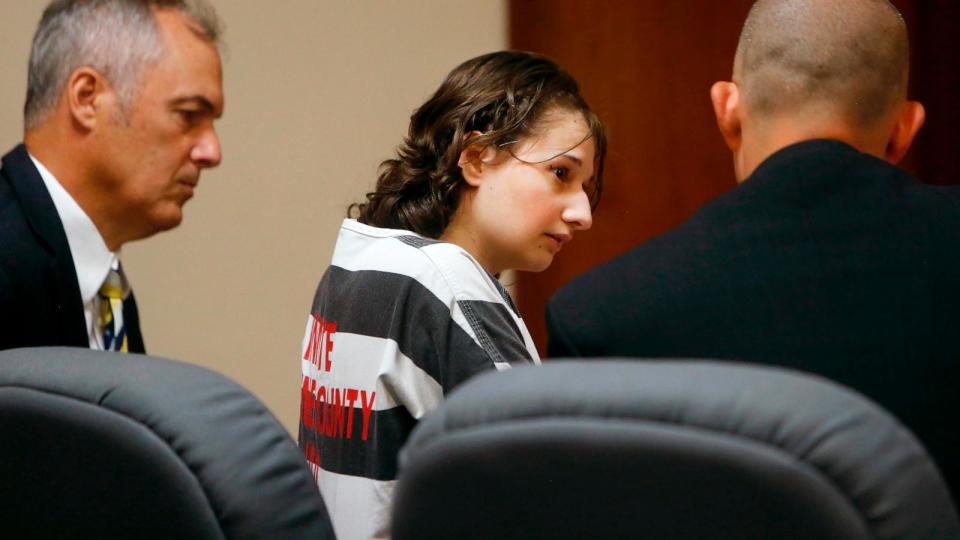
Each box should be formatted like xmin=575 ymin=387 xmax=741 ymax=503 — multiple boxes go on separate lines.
xmin=548 ymin=0 xmax=960 ymax=494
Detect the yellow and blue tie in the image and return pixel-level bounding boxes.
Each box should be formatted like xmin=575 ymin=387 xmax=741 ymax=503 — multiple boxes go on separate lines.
xmin=98 ymin=265 xmax=130 ymax=352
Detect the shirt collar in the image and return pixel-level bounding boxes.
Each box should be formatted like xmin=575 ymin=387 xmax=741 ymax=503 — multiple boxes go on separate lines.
xmin=29 ymin=153 xmax=118 ymax=304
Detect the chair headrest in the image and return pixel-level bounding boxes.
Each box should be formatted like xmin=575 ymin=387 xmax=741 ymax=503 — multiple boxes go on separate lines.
xmin=0 ymin=346 xmax=334 ymax=539
xmin=397 ymin=360 xmax=958 ymax=540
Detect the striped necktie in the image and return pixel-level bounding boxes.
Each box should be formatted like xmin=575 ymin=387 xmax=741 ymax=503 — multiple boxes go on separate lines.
xmin=98 ymin=264 xmax=131 ymax=352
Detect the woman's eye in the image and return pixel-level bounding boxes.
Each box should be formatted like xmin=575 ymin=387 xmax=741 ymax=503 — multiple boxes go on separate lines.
xmin=552 ymin=166 xmax=569 ymax=180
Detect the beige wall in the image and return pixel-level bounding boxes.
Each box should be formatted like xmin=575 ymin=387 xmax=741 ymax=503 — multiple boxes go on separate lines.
xmin=0 ymin=1 xmax=507 ymax=433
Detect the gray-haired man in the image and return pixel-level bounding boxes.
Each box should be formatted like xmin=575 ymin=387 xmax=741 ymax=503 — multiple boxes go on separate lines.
xmin=1 ymin=0 xmax=224 ymax=352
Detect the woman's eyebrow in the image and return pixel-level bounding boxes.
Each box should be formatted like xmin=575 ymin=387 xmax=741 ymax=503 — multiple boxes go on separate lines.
xmin=557 ymin=153 xmax=583 ymax=167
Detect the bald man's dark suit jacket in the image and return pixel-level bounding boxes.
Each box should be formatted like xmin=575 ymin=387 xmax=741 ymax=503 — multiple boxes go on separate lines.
xmin=547 ymin=139 xmax=960 ymax=496
xmin=0 ymin=144 xmax=145 ymax=353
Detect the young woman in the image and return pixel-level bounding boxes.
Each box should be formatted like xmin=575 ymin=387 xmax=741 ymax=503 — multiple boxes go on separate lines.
xmin=299 ymin=50 xmax=606 ymax=540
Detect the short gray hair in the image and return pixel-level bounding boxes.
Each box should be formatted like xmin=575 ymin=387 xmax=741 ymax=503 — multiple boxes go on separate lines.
xmin=24 ymin=0 xmax=222 ymax=130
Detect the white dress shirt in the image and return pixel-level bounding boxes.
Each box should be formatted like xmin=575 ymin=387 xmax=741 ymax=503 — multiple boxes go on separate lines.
xmin=30 ymin=154 xmax=120 ymax=350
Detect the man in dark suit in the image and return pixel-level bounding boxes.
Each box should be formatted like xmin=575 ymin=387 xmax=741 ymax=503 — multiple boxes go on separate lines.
xmin=548 ymin=0 xmax=960 ymax=494
xmin=0 ymin=0 xmax=224 ymax=353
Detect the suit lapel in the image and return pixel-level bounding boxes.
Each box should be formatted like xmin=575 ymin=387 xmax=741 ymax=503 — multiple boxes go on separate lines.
xmin=123 ymin=292 xmax=147 ymax=353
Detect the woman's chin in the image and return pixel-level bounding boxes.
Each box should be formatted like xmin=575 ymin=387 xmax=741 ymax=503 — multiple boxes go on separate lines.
xmin=515 ymin=255 xmax=554 ymax=274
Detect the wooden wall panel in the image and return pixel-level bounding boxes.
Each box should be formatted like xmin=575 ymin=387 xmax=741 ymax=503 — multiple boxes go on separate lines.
xmin=510 ymin=0 xmax=956 ymax=354
xmin=909 ymin=0 xmax=960 ymax=186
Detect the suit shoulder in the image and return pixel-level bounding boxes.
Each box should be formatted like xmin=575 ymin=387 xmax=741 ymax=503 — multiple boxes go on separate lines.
xmin=551 ymin=216 xmax=710 ymax=316
xmin=906 ymin=181 xmax=960 ymax=206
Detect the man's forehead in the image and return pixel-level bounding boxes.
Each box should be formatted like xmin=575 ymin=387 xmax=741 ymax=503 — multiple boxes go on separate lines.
xmin=148 ymin=7 xmax=223 ymax=111
xmin=152 ymin=6 xmax=220 ymax=55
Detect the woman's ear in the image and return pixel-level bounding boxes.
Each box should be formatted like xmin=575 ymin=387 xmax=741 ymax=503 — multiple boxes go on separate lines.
xmin=458 ymin=131 xmax=495 ymax=187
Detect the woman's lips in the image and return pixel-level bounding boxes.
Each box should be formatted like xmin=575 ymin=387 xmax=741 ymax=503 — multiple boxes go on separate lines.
xmin=544 ymin=232 xmax=572 ymax=251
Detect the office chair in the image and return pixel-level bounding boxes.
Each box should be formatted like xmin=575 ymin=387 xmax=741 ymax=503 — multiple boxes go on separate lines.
xmin=392 ymin=360 xmax=959 ymax=540
xmin=0 ymin=347 xmax=335 ymax=539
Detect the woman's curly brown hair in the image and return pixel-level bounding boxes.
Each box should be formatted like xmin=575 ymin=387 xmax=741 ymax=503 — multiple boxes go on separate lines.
xmin=350 ymin=50 xmax=607 ymax=239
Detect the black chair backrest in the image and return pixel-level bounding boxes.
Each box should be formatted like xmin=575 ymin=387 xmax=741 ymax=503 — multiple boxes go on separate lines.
xmin=393 ymin=360 xmax=959 ymax=540
xmin=0 ymin=347 xmax=335 ymax=539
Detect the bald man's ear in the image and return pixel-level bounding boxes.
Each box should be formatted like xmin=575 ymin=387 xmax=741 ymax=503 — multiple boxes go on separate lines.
xmin=710 ymin=81 xmax=742 ymax=152
xmin=883 ymin=100 xmax=925 ymax=165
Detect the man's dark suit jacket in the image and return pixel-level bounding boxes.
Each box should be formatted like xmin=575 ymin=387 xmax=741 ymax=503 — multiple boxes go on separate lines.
xmin=547 ymin=139 xmax=960 ymax=495
xmin=1 ymin=144 xmax=145 ymax=353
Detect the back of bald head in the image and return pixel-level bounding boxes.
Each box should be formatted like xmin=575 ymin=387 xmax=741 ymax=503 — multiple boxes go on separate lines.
xmin=734 ymin=0 xmax=909 ymax=128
